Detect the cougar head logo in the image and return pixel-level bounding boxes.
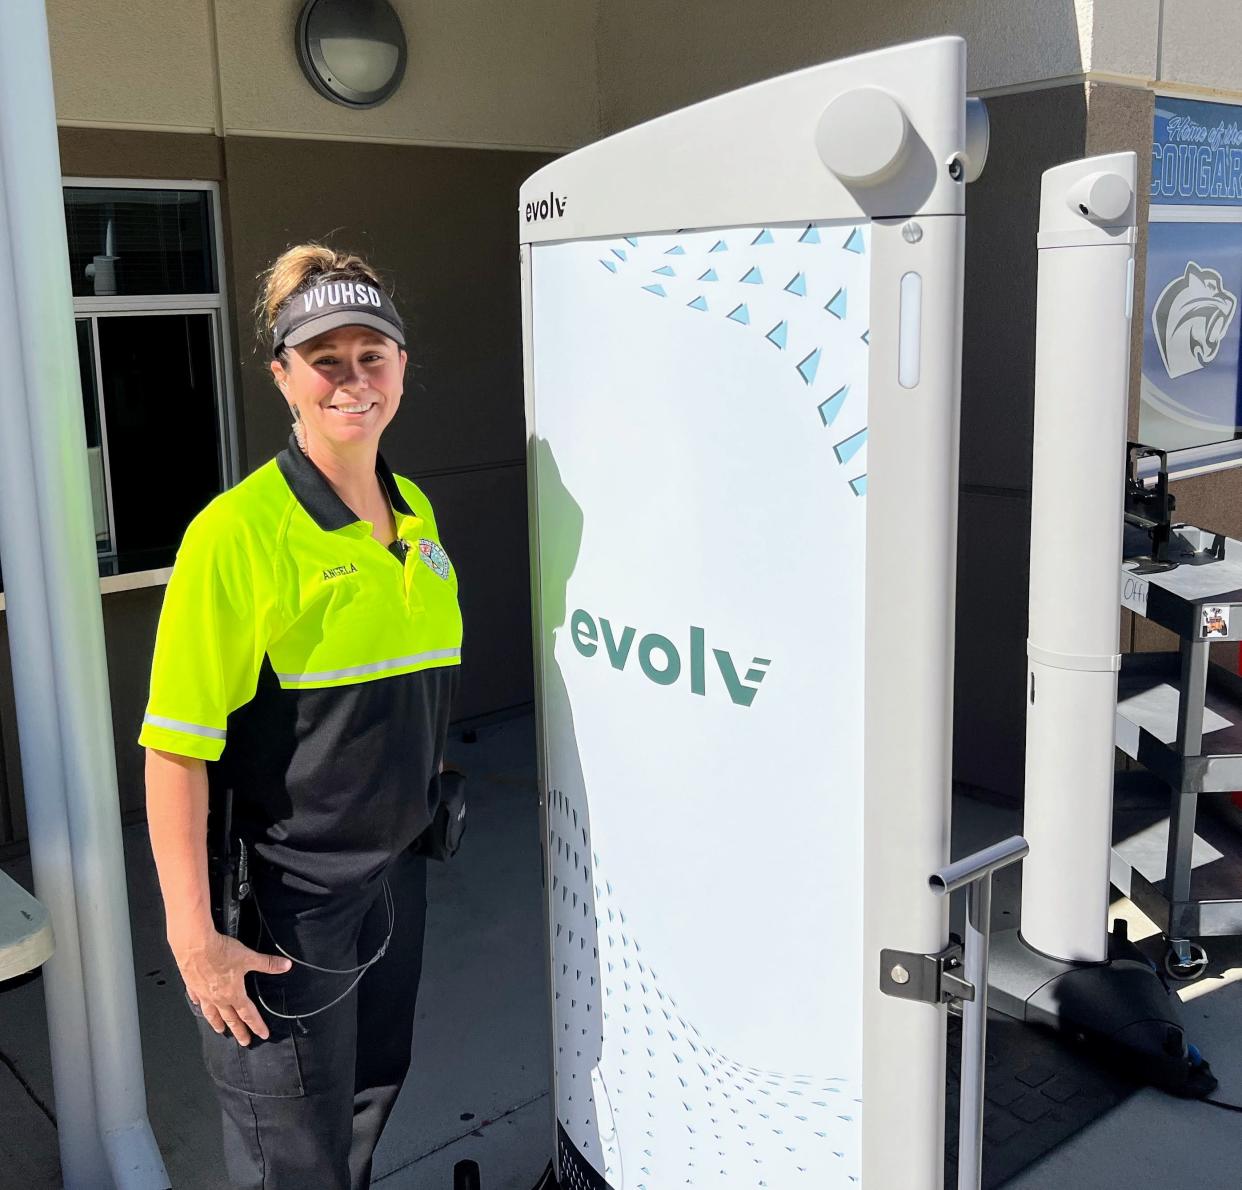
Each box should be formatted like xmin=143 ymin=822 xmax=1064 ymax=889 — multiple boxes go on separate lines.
xmin=1153 ymin=261 xmax=1238 ymax=380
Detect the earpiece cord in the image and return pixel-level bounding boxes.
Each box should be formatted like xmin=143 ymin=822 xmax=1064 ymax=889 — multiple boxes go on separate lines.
xmin=249 ymin=880 xmax=395 ymax=1021
xmin=252 ymin=880 xmax=394 ymax=974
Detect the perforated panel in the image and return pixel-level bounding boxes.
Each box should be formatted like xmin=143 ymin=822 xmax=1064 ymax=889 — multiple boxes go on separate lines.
xmin=534 ymin=221 xmax=870 ymax=1187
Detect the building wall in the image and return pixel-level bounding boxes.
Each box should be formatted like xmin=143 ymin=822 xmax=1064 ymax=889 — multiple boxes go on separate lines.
xmin=1151 ymin=0 xmax=1242 ymax=96
xmin=595 ymin=0 xmax=1091 ymax=135
xmin=952 ymin=85 xmax=1089 ymax=795
xmin=45 ymin=0 xmax=599 ymax=150
xmin=593 ymin=0 xmax=1242 ymax=134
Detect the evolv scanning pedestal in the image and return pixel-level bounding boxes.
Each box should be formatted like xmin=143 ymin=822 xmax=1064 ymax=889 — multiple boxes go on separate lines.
xmin=988 ymin=153 xmax=1215 ymax=1096
xmin=521 ymin=36 xmax=980 ymax=1189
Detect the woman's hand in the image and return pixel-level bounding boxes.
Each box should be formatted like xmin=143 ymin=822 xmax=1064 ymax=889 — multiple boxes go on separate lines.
xmin=173 ymin=930 xmax=293 ymax=1046
xmin=145 ymin=751 xmax=293 ymax=1046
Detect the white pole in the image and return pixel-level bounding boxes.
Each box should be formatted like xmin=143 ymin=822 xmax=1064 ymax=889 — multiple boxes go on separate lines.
xmin=0 ymin=151 xmax=113 ymax=1190
xmin=0 ymin=2 xmax=168 ymax=1185
xmin=1020 ymin=153 xmax=1137 ymax=963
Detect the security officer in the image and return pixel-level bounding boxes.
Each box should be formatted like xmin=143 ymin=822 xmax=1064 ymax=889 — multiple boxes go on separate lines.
xmin=141 ymin=243 xmax=462 ymax=1189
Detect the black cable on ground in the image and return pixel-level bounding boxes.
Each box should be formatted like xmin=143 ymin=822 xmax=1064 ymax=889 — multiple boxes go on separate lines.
xmin=1203 ymin=1097 xmax=1242 ymax=1114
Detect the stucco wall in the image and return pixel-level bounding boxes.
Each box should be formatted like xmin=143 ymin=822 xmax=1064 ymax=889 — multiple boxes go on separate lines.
xmin=47 ymin=2 xmax=1242 ymax=155
xmin=1088 ymin=0 xmax=1242 ymax=96
xmin=1158 ymin=0 xmax=1242 ymax=96
xmin=45 ymin=0 xmax=220 ymax=131
xmin=46 ymin=0 xmax=598 ymax=150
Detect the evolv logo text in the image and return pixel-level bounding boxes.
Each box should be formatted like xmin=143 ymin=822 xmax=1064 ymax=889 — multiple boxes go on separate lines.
xmin=569 ymin=609 xmax=770 ymax=707
xmin=526 ymin=191 xmax=568 ymax=222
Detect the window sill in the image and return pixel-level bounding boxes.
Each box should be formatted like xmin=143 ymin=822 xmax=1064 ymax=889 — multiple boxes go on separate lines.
xmin=0 ymin=558 xmax=173 ymax=613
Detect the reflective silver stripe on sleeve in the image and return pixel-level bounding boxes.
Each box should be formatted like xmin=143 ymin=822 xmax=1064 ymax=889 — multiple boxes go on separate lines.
xmin=143 ymin=713 xmax=227 ymax=741
xmin=276 ymin=647 xmax=462 ymax=685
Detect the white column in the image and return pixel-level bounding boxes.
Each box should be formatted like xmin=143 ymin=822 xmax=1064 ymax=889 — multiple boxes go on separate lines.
xmin=1020 ymin=154 xmax=1137 ymax=963
xmin=0 ymin=3 xmax=168 ymax=1185
xmin=0 ymin=151 xmax=112 ymax=1190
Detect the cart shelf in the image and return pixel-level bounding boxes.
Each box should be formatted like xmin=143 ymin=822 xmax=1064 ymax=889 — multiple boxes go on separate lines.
xmin=1116 ymin=651 xmax=1242 ymax=792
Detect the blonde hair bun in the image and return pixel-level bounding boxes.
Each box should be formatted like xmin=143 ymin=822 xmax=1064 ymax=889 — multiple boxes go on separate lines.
xmin=257 ymin=242 xmax=385 ymax=347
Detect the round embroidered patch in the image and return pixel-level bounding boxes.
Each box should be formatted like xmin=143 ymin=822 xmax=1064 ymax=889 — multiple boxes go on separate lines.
xmin=418 ymin=539 xmax=451 ymax=580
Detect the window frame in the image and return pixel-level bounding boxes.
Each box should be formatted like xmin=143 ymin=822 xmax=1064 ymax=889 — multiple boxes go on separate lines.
xmin=63 ymin=177 xmax=241 ymax=541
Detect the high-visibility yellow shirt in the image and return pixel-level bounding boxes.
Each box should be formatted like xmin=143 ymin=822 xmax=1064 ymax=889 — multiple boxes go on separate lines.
xmin=139 ymin=437 xmax=463 ymax=893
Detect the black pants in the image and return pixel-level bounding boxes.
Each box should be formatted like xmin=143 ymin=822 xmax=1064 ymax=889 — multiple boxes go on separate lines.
xmin=189 ymin=848 xmax=428 ymax=1189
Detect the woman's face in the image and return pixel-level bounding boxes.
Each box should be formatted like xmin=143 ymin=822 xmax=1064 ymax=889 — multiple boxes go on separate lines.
xmin=271 ymin=324 xmax=406 ymax=453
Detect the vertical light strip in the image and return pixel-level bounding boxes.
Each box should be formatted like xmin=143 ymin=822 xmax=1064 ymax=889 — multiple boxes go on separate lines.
xmin=898 ymin=270 xmax=922 ymax=388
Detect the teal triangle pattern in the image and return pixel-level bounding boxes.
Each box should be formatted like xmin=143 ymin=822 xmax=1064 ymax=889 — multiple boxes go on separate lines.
xmin=727 ymin=303 xmax=750 ymax=325
xmin=766 ymin=320 xmax=788 ymax=350
xmin=698 ymin=268 xmax=718 ymax=282
xmin=799 ymin=225 xmax=821 ymax=244
xmin=818 ymin=385 xmax=848 ymax=425
xmin=653 ymin=265 xmax=675 ymax=277
xmin=710 ymin=240 xmax=729 ymax=253
xmin=600 ymin=260 xmax=617 ymax=274
xmin=643 ymin=283 xmax=667 ymax=297
xmin=612 ymin=248 xmax=628 ymax=261
xmin=784 ymin=273 xmax=807 ymax=297
xmin=688 ymin=296 xmax=709 ymax=312
xmin=665 ymin=245 xmax=686 ymax=255
xmin=625 ymin=236 xmax=639 ymax=246
xmin=834 ymin=427 xmax=868 ymax=464
xmin=741 ymin=267 xmax=763 ymax=285
xmin=752 ymin=229 xmax=775 ymax=246
xmin=796 ymin=348 xmax=821 ymax=385
xmin=844 ymin=227 xmax=865 ymax=254
xmin=825 ymin=288 xmax=847 ymax=319
xmin=849 ymin=475 xmax=868 ymax=497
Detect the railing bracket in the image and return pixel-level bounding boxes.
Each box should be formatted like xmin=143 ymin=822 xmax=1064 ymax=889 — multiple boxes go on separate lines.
xmin=880 ymin=939 xmax=975 ymax=1006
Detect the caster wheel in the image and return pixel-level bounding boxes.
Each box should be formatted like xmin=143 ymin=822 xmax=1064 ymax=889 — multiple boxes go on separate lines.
xmin=1164 ymin=942 xmax=1209 ymax=981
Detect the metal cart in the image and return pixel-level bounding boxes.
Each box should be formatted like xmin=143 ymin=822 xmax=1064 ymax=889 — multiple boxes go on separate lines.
xmin=1113 ymin=521 xmax=1242 ymax=979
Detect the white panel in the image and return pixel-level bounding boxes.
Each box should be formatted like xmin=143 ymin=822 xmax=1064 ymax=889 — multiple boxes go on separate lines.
xmin=534 ymin=219 xmax=870 ymax=1186
xmin=861 ymin=213 xmax=963 ymax=1189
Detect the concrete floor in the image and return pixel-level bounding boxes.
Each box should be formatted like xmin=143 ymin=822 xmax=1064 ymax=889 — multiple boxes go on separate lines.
xmin=2 ymin=714 xmax=1241 ymax=1188
xmin=0 ymin=716 xmax=553 ymax=1190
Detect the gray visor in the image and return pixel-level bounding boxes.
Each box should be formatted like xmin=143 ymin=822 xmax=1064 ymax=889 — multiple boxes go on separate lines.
xmin=274 ymin=279 xmax=405 ymax=355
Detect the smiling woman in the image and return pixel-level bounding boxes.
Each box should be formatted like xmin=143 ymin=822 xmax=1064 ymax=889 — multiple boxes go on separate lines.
xmin=140 ymin=242 xmax=463 ymax=1189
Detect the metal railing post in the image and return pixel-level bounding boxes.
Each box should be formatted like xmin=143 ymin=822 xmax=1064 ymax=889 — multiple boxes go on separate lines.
xmin=959 ymin=870 xmax=992 ymax=1189
xmin=929 ymin=836 xmax=1029 ymax=1190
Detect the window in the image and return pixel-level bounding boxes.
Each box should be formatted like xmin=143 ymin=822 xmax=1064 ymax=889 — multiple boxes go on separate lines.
xmin=66 ymin=179 xmax=237 ymax=573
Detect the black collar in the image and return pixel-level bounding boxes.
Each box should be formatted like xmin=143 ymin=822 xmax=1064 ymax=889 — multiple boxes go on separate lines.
xmin=276 ymin=434 xmax=414 ymax=531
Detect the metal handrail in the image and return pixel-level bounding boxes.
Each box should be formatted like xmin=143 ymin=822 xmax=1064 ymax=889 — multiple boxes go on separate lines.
xmin=930 ymin=835 xmax=1029 ymax=1190
xmin=930 ymin=835 xmax=1029 ymax=895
